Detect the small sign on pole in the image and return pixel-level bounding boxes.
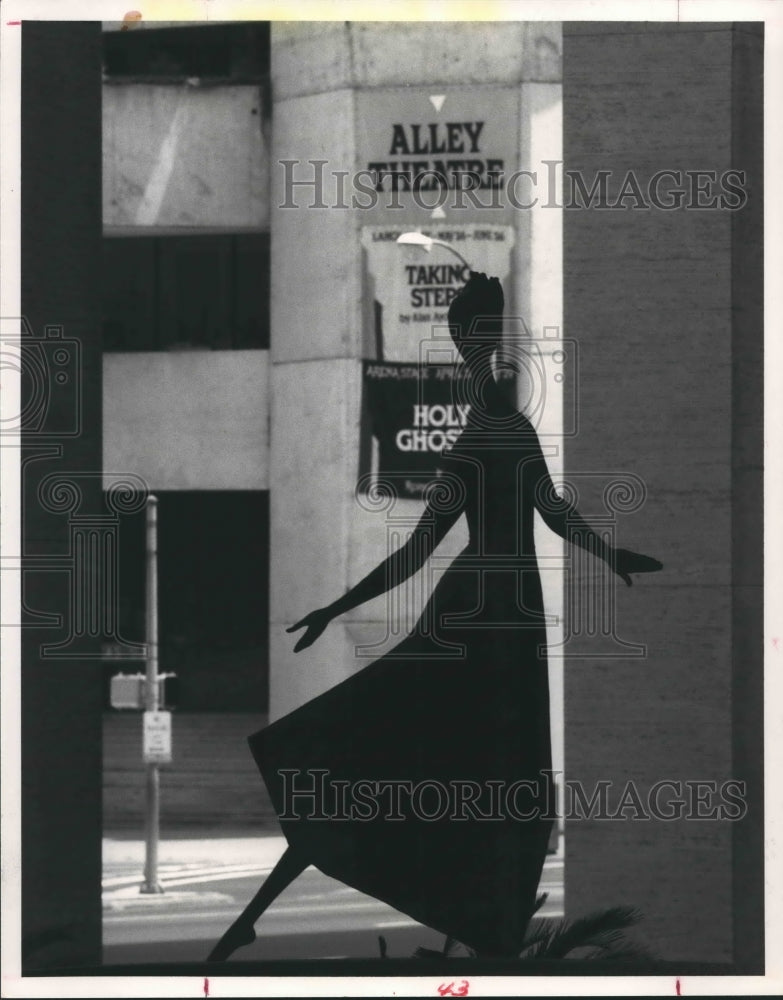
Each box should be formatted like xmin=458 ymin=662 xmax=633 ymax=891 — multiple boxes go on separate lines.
xmin=143 ymin=710 xmax=172 ymax=765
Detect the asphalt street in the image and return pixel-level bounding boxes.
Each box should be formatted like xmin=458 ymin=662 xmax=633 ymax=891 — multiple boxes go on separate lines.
xmin=103 ymin=834 xmax=564 ymax=965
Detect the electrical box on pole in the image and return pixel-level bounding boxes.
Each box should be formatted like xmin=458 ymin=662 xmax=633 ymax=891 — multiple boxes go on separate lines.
xmin=109 ymin=672 xmax=177 ymax=711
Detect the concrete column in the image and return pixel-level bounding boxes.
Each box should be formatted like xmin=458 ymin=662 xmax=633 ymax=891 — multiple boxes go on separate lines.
xmin=269 ymin=25 xmax=361 ymax=716
xmin=268 ymin=23 xmax=563 ymax=723
xmin=562 ymin=23 xmax=763 ymax=967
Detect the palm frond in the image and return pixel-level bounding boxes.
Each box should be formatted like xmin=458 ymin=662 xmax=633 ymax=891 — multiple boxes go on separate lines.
xmin=414 ymin=935 xmax=474 ymax=959
xmin=532 ymin=892 xmax=548 ymax=916
xmin=412 ymin=905 xmax=647 ymax=962
xmin=517 ymin=917 xmax=558 ymax=956
xmin=509 ymin=891 xmax=552 ymax=954
xmin=521 ymin=906 xmax=642 ymax=960
xmin=413 ymin=945 xmax=445 ymax=959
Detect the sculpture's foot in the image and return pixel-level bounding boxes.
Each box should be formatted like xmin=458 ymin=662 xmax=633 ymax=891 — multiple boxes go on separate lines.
xmin=207 ymin=919 xmax=256 ymax=962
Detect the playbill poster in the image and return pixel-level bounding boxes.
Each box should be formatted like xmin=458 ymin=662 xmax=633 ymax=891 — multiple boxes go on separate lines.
xmin=0 ymin=3 xmax=780 ymax=999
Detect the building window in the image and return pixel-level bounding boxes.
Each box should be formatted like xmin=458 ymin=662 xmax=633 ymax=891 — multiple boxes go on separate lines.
xmin=103 ymin=22 xmax=270 ymax=83
xmin=101 ymin=233 xmax=270 ymax=351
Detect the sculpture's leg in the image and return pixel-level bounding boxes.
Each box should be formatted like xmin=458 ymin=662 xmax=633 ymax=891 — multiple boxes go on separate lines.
xmin=206 ymin=846 xmax=308 ymax=962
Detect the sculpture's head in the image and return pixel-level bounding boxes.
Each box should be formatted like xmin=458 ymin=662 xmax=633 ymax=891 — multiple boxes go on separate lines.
xmin=447 ymin=272 xmax=504 ymax=375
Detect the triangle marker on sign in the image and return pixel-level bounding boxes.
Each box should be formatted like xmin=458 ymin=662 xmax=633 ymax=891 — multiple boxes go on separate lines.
xmin=429 ymin=94 xmax=446 ymax=112
xmin=431 ymin=205 xmax=447 ymax=219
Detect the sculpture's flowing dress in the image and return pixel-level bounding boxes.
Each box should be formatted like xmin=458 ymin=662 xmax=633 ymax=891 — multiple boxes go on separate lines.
xmin=249 ymin=414 xmax=554 ymax=955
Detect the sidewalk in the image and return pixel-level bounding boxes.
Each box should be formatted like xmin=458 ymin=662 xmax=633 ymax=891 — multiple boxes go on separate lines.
xmin=104 ymin=832 xmax=287 ymax=869
xmin=102 ymin=831 xmax=291 ymax=916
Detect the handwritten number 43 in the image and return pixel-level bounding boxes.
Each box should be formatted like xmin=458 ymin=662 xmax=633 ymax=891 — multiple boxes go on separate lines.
xmin=438 ymin=982 xmax=469 ymax=997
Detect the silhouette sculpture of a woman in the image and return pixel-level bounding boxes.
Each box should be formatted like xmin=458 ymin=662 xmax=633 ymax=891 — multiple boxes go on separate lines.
xmin=207 ymin=272 xmax=662 ymax=962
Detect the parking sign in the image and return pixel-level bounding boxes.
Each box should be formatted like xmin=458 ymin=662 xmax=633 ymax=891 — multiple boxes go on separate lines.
xmin=143 ymin=711 xmax=172 ymax=765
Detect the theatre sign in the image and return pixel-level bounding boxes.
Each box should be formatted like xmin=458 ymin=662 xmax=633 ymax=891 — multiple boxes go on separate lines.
xmin=356 ymin=87 xmax=520 ymax=498
xmin=355 ymin=86 xmax=520 ymax=224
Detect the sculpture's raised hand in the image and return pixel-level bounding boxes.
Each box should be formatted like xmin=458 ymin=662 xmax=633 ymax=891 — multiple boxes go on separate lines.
xmin=447 ymin=271 xmax=504 ymax=343
xmin=286 ymin=608 xmax=333 ymax=652
xmin=611 ymin=548 xmax=664 ymax=587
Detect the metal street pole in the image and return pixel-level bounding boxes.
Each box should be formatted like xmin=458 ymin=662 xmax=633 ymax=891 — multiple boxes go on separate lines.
xmin=141 ymin=494 xmax=162 ymax=894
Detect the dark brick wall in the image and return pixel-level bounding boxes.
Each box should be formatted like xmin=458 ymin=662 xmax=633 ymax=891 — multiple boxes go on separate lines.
xmin=103 ymin=713 xmax=276 ymax=829
xmin=728 ymin=23 xmax=764 ymax=976
xmin=562 ymin=23 xmax=762 ymax=967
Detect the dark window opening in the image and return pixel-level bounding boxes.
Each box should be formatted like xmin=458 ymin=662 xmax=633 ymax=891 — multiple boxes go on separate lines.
xmin=104 ymin=490 xmax=269 ymax=712
xmin=103 ymin=22 xmax=271 ymax=83
xmin=101 ymin=233 xmax=270 ymax=351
